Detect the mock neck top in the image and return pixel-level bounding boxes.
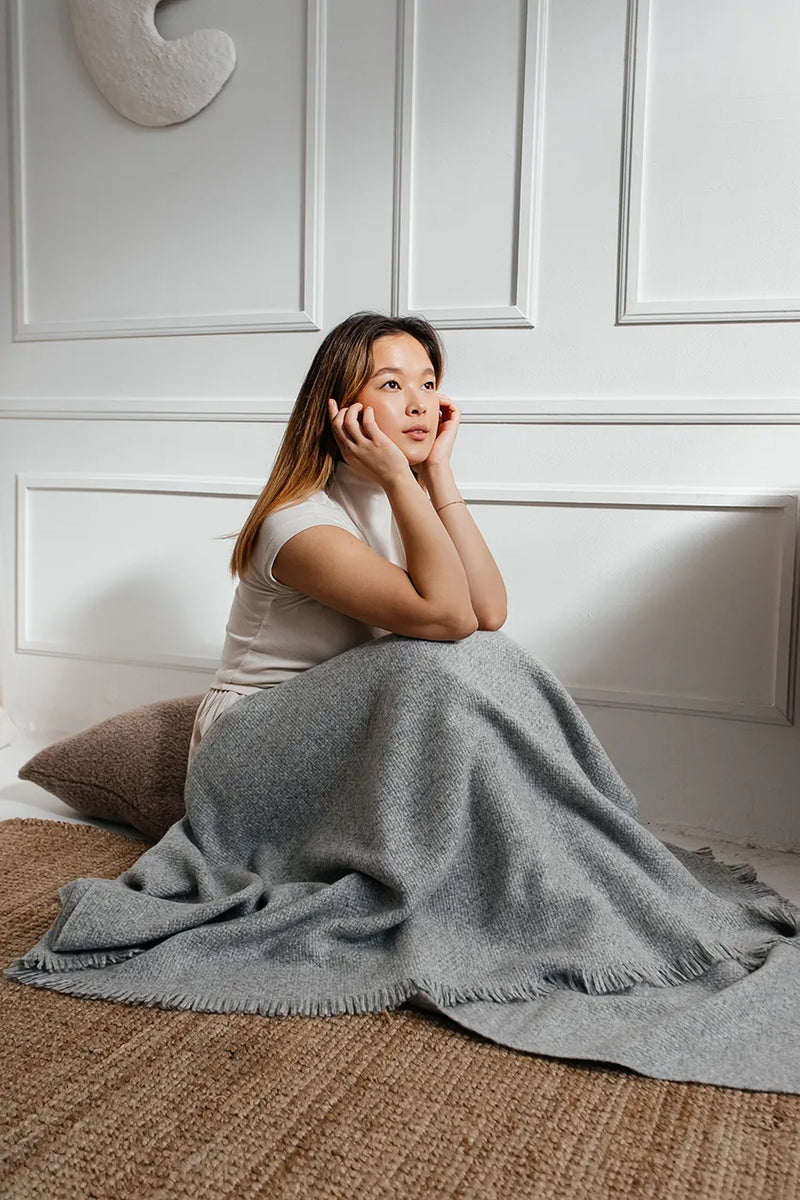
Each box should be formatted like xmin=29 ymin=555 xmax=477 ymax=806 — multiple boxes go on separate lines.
xmin=325 ymin=462 xmax=406 ymax=567
xmin=210 ymin=461 xmax=407 ymax=693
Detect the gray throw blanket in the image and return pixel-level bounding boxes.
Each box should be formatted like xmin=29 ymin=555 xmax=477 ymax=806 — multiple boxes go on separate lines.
xmin=6 ymin=632 xmax=800 ymax=1094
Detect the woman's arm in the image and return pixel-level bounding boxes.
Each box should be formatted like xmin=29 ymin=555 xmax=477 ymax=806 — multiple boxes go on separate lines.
xmin=381 ymin=466 xmax=479 ymax=635
xmin=417 ymin=459 xmax=508 ymax=631
xmin=273 ymin=398 xmax=479 ymax=642
xmin=415 ymin=398 xmax=507 ymax=631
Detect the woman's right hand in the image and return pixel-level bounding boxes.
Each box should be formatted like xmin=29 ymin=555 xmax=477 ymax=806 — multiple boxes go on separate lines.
xmin=328 ymin=399 xmax=411 ymax=488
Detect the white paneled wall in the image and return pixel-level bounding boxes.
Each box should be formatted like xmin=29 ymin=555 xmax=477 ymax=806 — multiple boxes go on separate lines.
xmin=478 ymin=488 xmax=796 ymax=724
xmin=2 ymin=0 xmax=800 ymax=851
xmin=620 ymin=0 xmax=800 ymax=322
xmin=9 ymin=0 xmax=322 ymax=336
xmin=16 ymin=475 xmax=257 ymax=669
xmin=394 ymin=0 xmax=544 ymax=325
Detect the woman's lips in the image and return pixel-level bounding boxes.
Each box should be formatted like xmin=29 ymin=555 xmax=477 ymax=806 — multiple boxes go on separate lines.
xmin=405 ymin=430 xmax=428 ymax=440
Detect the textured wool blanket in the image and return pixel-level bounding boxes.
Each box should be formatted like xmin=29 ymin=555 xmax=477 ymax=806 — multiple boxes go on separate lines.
xmin=6 ymin=632 xmax=800 ymax=1094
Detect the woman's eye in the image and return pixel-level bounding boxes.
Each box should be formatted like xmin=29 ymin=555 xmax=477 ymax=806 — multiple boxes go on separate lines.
xmin=423 ymin=381 xmax=435 ymax=389
xmin=381 ymin=380 xmax=400 ymax=389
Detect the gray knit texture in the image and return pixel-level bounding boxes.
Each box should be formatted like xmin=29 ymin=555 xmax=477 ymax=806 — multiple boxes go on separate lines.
xmin=5 ymin=632 xmax=800 ymax=1092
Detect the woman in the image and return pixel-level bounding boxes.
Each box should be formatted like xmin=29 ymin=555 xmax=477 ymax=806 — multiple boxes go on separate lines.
xmin=187 ymin=310 xmax=507 ymax=767
xmin=6 ymin=312 xmax=800 ymax=1096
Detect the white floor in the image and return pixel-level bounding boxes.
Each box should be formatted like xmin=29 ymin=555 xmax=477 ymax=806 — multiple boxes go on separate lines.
xmin=1 ymin=732 xmax=799 ymax=904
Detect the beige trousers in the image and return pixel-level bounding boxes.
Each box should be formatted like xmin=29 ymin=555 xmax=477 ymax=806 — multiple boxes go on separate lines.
xmin=186 ymin=688 xmax=252 ymax=771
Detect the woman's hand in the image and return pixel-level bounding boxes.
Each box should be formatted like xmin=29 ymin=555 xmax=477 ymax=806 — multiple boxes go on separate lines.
xmin=328 ymin=399 xmax=411 ymax=487
xmin=420 ymin=395 xmax=461 ymax=474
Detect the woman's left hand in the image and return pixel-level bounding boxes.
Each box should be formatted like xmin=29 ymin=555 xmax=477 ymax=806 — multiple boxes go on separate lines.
xmin=422 ymin=395 xmax=461 ymax=471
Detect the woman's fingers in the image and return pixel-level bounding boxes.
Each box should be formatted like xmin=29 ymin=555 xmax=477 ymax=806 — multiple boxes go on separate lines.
xmin=328 ymin=399 xmax=349 ymax=430
xmin=361 ymin=405 xmax=378 ymax=431
xmin=436 ymin=397 xmax=460 ymax=426
xmin=328 ymin=401 xmax=345 ymax=443
xmin=329 ymin=400 xmax=383 ymax=451
xmin=328 ymin=405 xmax=353 ymax=456
xmin=342 ymin=403 xmax=366 ymax=441
xmin=329 ymin=400 xmax=368 ymax=446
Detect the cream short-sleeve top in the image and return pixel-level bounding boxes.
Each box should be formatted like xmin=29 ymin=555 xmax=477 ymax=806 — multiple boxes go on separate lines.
xmin=188 ymin=461 xmax=408 ymax=766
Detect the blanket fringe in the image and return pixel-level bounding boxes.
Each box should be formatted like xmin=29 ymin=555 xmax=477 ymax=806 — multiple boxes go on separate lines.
xmin=4 ymin=841 xmax=797 ymax=1019
xmin=1 ymin=932 xmax=787 ymax=1018
xmin=665 ymin=842 xmax=800 ymax=937
xmin=9 ymin=945 xmax=145 ymax=971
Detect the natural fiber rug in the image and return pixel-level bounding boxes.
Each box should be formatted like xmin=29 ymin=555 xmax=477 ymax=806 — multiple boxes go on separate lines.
xmin=1 ymin=819 xmax=798 ymax=1200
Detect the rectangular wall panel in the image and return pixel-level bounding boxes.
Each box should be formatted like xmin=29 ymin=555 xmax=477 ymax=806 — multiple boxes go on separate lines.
xmin=17 ymin=475 xmax=257 ymax=668
xmin=467 ymin=486 xmax=797 ymax=723
xmin=393 ymin=0 xmax=546 ymax=327
xmin=619 ymin=0 xmax=800 ymax=323
xmin=9 ymin=0 xmax=324 ymax=338
xmin=17 ymin=475 xmax=797 ymax=724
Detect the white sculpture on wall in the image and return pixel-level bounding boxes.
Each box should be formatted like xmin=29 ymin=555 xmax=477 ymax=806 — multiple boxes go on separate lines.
xmin=68 ymin=0 xmax=236 ymax=127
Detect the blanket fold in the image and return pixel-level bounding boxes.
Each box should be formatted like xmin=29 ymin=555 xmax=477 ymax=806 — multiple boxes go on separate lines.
xmin=5 ymin=632 xmax=800 ymax=1092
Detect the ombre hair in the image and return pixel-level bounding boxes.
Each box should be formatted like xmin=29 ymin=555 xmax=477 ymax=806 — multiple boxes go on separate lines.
xmin=229 ymin=311 xmax=445 ymax=578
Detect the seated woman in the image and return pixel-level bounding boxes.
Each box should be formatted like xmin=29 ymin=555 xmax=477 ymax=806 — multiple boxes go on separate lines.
xmin=6 ymin=311 xmax=800 ymax=1097
xmin=187 ymin=310 xmax=506 ymax=767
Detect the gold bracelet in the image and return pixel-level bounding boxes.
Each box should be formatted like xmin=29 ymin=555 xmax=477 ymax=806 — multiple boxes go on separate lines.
xmin=435 ymin=499 xmax=466 ymax=514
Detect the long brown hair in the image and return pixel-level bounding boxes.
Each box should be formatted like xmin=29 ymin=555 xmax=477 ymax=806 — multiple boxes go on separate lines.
xmin=230 ymin=311 xmax=445 ymax=578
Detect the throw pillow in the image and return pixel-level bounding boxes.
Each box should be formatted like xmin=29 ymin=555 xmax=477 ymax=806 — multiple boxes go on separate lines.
xmin=18 ymin=694 xmax=204 ymax=843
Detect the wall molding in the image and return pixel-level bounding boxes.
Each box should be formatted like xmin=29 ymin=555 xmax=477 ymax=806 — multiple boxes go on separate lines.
xmin=15 ymin=475 xmax=798 ymax=723
xmin=10 ymin=395 xmax=800 ymax=423
xmin=16 ymin=472 xmax=261 ymax=671
xmin=7 ymin=0 xmax=326 ymax=341
xmin=391 ymin=0 xmax=547 ymax=328
xmin=617 ymin=0 xmax=800 ymax=326
xmin=465 ymin=484 xmax=798 ymax=725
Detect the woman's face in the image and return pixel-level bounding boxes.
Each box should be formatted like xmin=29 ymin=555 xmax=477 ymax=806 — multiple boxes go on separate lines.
xmin=350 ymin=333 xmax=439 ymax=465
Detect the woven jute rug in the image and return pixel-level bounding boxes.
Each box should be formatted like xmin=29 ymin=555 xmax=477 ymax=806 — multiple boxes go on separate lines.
xmin=1 ymin=819 xmax=798 ymax=1200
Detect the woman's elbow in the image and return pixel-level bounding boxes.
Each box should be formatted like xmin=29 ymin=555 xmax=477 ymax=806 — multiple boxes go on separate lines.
xmin=476 ymin=609 xmax=507 ymax=632
xmin=449 ymin=606 xmax=507 ymax=637
xmin=441 ymin=610 xmax=480 ymax=640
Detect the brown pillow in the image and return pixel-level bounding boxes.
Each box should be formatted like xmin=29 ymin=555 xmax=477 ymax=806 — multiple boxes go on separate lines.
xmin=18 ymin=694 xmax=205 ymax=843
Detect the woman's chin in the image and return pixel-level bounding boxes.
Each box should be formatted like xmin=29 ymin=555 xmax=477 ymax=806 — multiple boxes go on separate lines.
xmin=404 ymin=446 xmax=430 ymax=467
